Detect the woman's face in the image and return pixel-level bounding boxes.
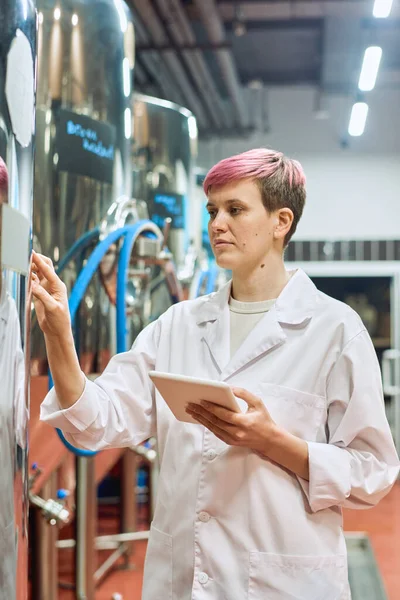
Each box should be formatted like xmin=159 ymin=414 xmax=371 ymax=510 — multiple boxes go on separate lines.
xmin=206 ymin=179 xmax=281 ymax=275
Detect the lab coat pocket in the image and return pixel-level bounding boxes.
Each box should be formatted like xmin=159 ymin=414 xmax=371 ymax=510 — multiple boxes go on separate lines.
xmin=142 ymin=525 xmax=173 ymax=600
xmin=248 ymin=552 xmax=348 ymax=600
xmin=257 ymin=383 xmax=326 ymax=441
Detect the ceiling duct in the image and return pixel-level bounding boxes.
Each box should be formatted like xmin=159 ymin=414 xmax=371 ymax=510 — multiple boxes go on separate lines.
xmin=193 ymin=0 xmax=248 ymax=129
xmin=154 ymin=0 xmax=231 ymax=130
xmin=132 ymin=0 xmax=209 ymax=129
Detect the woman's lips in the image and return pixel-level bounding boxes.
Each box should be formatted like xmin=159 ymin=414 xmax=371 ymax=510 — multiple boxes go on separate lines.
xmin=214 ymin=241 xmax=232 ymax=247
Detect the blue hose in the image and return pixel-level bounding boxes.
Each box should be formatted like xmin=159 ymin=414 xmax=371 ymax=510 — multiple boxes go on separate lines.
xmin=51 ymin=221 xmax=159 ymax=457
xmin=195 ymin=270 xmax=207 ymax=298
xmin=195 ymin=263 xmax=219 ymax=298
xmin=116 ymin=223 xmax=158 ymax=353
xmin=206 ymin=263 xmax=218 ymax=295
xmin=56 ymin=228 xmax=100 ymax=275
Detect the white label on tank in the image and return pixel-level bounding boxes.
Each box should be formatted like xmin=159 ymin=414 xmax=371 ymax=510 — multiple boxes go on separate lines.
xmin=5 ymin=29 xmax=35 ymax=148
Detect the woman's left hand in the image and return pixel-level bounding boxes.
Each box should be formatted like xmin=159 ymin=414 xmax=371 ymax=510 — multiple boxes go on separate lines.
xmin=186 ymin=387 xmax=278 ymax=455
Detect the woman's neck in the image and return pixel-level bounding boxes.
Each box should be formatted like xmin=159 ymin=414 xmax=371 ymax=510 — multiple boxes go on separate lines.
xmin=231 ymin=255 xmax=290 ymax=302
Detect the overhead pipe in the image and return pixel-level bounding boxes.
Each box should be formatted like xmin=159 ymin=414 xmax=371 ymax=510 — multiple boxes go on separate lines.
xmin=132 ymin=0 xmax=209 ymax=130
xmin=193 ymin=0 xmax=248 ymax=129
xmin=134 ymin=12 xmax=185 ymax=106
xmin=216 ymin=1 xmax=400 ymax=21
xmin=154 ymin=0 xmax=231 ymax=130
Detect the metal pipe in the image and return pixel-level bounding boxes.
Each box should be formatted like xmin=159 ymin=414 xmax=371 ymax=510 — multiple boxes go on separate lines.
xmin=154 ymin=0 xmax=230 ymax=130
xmin=134 ymin=14 xmax=185 ymax=106
xmin=216 ymin=1 xmax=400 ymax=20
xmin=56 ymin=530 xmax=150 ymax=550
xmin=132 ymin=0 xmax=209 ymax=129
xmin=75 ymin=456 xmax=96 ymax=600
xmin=120 ymin=450 xmax=137 ymax=563
xmin=94 ymin=544 xmax=128 ymax=584
xmin=193 ymin=0 xmax=248 ymax=129
xmin=31 ymin=473 xmax=59 ymax=600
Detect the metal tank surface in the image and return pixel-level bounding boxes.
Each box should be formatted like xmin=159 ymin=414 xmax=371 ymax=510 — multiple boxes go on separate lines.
xmin=0 ymin=1 xmax=37 ymax=599
xmin=33 ymin=0 xmax=135 ymax=374
xmin=132 ymin=93 xmax=198 ymax=272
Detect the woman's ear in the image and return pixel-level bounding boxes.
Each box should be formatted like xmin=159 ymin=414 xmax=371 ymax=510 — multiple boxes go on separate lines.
xmin=274 ymin=208 xmax=294 ymax=240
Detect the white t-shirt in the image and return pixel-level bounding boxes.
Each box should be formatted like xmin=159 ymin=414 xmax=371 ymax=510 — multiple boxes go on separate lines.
xmin=229 ymin=296 xmax=276 ymax=357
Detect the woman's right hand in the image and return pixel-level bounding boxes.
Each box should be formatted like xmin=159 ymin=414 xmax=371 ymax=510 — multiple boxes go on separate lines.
xmin=31 ymin=250 xmax=72 ymax=338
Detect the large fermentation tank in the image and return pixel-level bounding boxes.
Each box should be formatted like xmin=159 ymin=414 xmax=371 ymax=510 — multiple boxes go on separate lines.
xmin=132 ymin=94 xmax=198 ymax=268
xmin=33 ymin=0 xmax=135 ymax=374
xmin=0 ymin=1 xmax=36 ymax=598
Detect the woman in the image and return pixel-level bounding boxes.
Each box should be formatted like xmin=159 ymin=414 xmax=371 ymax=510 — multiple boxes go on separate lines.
xmin=33 ymin=148 xmax=399 ymax=600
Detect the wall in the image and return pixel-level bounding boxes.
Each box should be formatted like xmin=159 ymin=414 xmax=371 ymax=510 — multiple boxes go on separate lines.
xmin=197 ymin=89 xmax=400 ymax=241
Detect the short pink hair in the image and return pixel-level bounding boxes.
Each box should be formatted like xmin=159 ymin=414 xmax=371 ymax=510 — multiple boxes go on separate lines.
xmin=0 ymin=157 xmax=8 ymax=201
xmin=203 ymin=148 xmax=306 ymax=246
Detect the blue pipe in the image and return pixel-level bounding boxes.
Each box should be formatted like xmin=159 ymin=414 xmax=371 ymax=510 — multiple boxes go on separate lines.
xmin=51 ymin=221 xmax=157 ymax=456
xmin=56 ymin=228 xmax=100 ymax=275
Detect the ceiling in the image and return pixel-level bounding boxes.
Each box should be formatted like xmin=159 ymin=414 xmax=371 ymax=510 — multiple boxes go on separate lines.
xmin=127 ymin=0 xmax=400 ymax=145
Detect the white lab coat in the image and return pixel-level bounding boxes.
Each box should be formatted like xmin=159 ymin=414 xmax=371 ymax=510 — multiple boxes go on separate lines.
xmin=41 ymin=269 xmax=399 ymax=600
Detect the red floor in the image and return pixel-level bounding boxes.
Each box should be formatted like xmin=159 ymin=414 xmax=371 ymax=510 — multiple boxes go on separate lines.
xmin=55 ymin=482 xmax=400 ymax=600
xmin=343 ymin=481 xmax=400 ymax=600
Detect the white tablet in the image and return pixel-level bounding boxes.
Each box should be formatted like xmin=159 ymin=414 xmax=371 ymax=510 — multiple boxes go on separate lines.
xmin=149 ymin=370 xmax=244 ymax=424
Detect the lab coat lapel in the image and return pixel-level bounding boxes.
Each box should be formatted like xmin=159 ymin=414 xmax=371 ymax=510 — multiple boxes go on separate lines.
xmin=195 ymin=269 xmax=317 ymax=379
xmin=221 ymin=308 xmax=286 ymax=380
xmin=201 ymin=305 xmax=231 ymax=374
xmin=196 ymin=281 xmax=231 ymax=375
xmin=222 ymin=270 xmax=317 ymax=378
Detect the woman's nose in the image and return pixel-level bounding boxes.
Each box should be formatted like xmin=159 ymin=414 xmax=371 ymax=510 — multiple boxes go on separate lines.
xmin=211 ymin=212 xmax=228 ymax=232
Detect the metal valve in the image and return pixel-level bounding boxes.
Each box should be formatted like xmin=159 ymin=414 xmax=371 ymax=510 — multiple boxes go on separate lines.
xmin=29 ymin=492 xmax=70 ymax=525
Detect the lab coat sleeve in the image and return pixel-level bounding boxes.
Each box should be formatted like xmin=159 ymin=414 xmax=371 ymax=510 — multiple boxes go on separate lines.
xmin=298 ymin=329 xmax=400 ymax=513
xmin=40 ymin=318 xmax=160 ymax=451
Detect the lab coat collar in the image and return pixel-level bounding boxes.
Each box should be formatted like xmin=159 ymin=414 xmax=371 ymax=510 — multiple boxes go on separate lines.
xmin=196 ymin=268 xmax=318 ymax=327
xmin=196 ymin=269 xmax=318 ymax=378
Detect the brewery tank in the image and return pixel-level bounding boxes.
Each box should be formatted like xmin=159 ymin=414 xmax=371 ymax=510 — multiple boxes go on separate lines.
xmin=132 ymin=93 xmax=198 ymax=270
xmin=0 ymin=1 xmax=37 ymax=598
xmin=33 ymin=0 xmax=135 ymax=374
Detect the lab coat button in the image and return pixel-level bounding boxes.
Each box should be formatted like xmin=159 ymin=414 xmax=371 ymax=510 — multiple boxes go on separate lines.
xmin=198 ymin=572 xmax=209 ymax=584
xmin=205 ymin=449 xmax=217 ymax=460
xmin=199 ymin=511 xmax=210 ymax=522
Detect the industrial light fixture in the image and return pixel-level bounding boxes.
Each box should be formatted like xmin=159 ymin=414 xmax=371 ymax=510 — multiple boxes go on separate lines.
xmin=114 ymin=0 xmax=128 ymax=33
xmin=373 ymin=0 xmax=393 ymax=18
xmin=248 ymin=79 xmax=263 ymax=90
xmin=348 ymin=102 xmax=369 ymax=137
xmin=122 ymin=57 xmax=131 ymax=97
xmin=54 ymin=7 xmax=61 ymax=21
xmin=358 ymin=46 xmax=382 ymax=91
xmin=71 ymin=13 xmax=79 ymax=26
xmin=124 ymin=108 xmax=132 ymax=139
xmin=233 ymin=3 xmax=246 ymax=37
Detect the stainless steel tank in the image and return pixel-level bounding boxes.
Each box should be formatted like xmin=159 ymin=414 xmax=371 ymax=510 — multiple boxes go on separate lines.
xmin=0 ymin=1 xmax=37 ymax=598
xmin=33 ymin=0 xmax=135 ymax=374
xmin=132 ymin=93 xmax=198 ymax=269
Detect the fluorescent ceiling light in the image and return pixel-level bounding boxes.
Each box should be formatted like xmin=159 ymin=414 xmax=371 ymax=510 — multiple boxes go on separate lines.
xmin=348 ymin=102 xmax=369 ymax=137
xmin=358 ymin=46 xmax=382 ymax=91
xmin=373 ymin=0 xmax=393 ymax=18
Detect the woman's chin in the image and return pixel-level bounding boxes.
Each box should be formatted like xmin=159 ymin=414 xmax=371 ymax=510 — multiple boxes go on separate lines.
xmin=214 ymin=255 xmax=236 ymax=270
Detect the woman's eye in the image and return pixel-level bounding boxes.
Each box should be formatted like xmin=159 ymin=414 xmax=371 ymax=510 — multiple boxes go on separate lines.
xmin=208 ymin=211 xmax=216 ymax=219
xmin=230 ymin=207 xmax=241 ymax=215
